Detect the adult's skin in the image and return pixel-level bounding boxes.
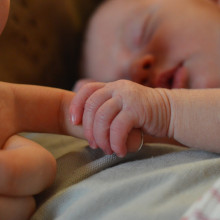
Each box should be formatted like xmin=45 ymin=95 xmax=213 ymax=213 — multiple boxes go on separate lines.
xmin=0 ymin=82 xmax=143 ymax=220
xmin=0 ymin=3 xmax=80 ymax=219
xmin=0 ymin=2 xmax=143 ymax=219
xmin=0 ymin=82 xmax=83 ymax=219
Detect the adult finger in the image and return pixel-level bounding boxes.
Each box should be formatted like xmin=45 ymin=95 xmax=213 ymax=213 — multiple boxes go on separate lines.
xmin=0 ymin=195 xmax=35 ymax=220
xmin=0 ymin=82 xmax=84 ymax=146
xmin=0 ymin=135 xmax=56 ymax=196
xmin=2 ymin=82 xmax=145 ymax=153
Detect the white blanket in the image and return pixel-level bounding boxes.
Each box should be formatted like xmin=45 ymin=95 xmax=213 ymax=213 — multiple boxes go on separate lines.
xmin=25 ymin=133 xmax=220 ymax=220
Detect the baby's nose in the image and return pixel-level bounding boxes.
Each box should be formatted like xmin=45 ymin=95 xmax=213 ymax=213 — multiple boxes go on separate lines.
xmin=129 ymin=55 xmax=155 ymax=86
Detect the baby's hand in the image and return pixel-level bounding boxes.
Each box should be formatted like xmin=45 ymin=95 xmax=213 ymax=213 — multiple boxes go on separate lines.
xmin=70 ymin=80 xmax=171 ymax=157
xmin=72 ymin=78 xmax=96 ymax=92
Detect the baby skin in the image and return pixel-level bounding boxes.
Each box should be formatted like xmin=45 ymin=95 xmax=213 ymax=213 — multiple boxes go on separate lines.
xmin=71 ymin=80 xmax=220 ymax=157
xmin=71 ymin=0 xmax=220 ymax=157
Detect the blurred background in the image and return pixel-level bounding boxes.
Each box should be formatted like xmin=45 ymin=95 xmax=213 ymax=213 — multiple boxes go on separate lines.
xmin=0 ymin=0 xmax=103 ymax=89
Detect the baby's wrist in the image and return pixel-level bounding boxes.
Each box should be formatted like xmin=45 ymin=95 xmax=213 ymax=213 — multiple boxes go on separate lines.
xmin=152 ymin=88 xmax=173 ymax=138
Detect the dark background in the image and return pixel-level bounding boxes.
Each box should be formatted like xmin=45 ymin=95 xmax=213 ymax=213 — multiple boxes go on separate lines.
xmin=0 ymin=0 xmax=103 ymax=90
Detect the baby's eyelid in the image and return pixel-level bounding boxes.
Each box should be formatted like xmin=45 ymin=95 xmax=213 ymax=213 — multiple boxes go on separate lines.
xmin=122 ymin=10 xmax=154 ymax=51
xmin=139 ymin=14 xmax=154 ymax=47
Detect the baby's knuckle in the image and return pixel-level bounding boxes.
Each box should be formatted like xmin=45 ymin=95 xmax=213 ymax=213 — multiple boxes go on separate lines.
xmin=107 ymin=79 xmax=128 ymax=89
xmin=96 ymin=111 xmax=107 ymax=125
xmin=98 ymin=139 xmax=109 ymax=152
xmin=85 ymin=98 xmax=98 ymax=112
xmin=82 ymin=82 xmax=95 ymax=90
xmin=110 ymin=122 xmax=122 ymax=134
xmin=116 ymin=79 xmax=130 ymax=84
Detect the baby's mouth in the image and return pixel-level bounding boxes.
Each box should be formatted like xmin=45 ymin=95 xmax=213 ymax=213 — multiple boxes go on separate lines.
xmin=155 ymin=63 xmax=188 ymax=89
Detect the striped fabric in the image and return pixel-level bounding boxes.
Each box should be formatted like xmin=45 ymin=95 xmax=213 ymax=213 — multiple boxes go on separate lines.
xmin=182 ymin=178 xmax=220 ymax=220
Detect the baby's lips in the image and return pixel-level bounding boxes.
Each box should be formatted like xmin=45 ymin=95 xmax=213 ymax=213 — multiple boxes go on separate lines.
xmin=173 ymin=66 xmax=189 ymax=88
xmin=155 ymin=63 xmax=188 ymax=89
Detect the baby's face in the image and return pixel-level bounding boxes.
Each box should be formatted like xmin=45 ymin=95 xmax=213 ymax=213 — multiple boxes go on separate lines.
xmin=83 ymin=0 xmax=220 ymax=88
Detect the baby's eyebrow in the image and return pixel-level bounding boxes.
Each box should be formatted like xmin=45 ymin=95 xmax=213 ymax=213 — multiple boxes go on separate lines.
xmin=138 ymin=12 xmax=154 ymax=46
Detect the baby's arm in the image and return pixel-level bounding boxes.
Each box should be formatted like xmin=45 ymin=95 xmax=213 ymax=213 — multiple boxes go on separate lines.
xmin=70 ymin=80 xmax=220 ymax=157
xmin=168 ymin=88 xmax=220 ymax=153
xmin=70 ymin=80 xmax=172 ymax=157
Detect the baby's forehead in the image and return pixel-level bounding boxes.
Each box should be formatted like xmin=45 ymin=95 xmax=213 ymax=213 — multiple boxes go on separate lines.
xmin=90 ymin=0 xmax=142 ymax=27
xmin=91 ymin=0 xmax=156 ymax=24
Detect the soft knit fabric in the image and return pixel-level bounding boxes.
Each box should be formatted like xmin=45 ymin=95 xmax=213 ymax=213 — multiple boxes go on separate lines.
xmin=23 ymin=133 xmax=220 ymax=220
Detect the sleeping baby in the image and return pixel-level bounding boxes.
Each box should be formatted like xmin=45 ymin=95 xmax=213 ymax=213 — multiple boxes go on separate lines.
xmin=70 ymin=0 xmax=220 ymax=157
xmin=0 ymin=0 xmax=220 ymax=219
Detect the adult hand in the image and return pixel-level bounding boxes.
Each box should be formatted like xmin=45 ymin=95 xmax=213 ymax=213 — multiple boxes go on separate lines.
xmin=0 ymin=82 xmax=144 ymax=219
xmin=0 ymin=82 xmax=85 ymax=220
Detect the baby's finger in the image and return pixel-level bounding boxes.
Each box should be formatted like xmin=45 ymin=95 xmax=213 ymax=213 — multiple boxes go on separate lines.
xmin=110 ymin=111 xmax=135 ymax=157
xmin=93 ymin=97 xmax=122 ymax=154
xmin=83 ymin=88 xmax=112 ymax=148
xmin=0 ymin=135 xmax=56 ymax=196
xmin=70 ymin=82 xmax=105 ymax=125
xmin=0 ymin=195 xmax=35 ymax=220
xmin=126 ymin=128 xmax=143 ymax=152
xmin=72 ymin=78 xmax=96 ymax=92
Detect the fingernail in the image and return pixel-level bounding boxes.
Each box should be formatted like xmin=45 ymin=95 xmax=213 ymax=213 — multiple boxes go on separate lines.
xmin=71 ymin=114 xmax=76 ymax=124
xmin=89 ymin=141 xmax=97 ymax=149
xmin=105 ymin=149 xmax=113 ymax=155
xmin=117 ymin=153 xmax=125 ymax=158
xmin=69 ymin=105 xmax=76 ymax=125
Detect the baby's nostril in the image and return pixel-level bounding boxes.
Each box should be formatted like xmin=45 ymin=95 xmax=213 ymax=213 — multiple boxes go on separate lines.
xmin=143 ymin=63 xmax=151 ymax=70
xmin=168 ymin=76 xmax=174 ymax=89
xmin=140 ymin=78 xmax=149 ymax=86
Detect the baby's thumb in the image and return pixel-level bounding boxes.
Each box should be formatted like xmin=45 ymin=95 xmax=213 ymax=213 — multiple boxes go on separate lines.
xmin=126 ymin=129 xmax=144 ymax=153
